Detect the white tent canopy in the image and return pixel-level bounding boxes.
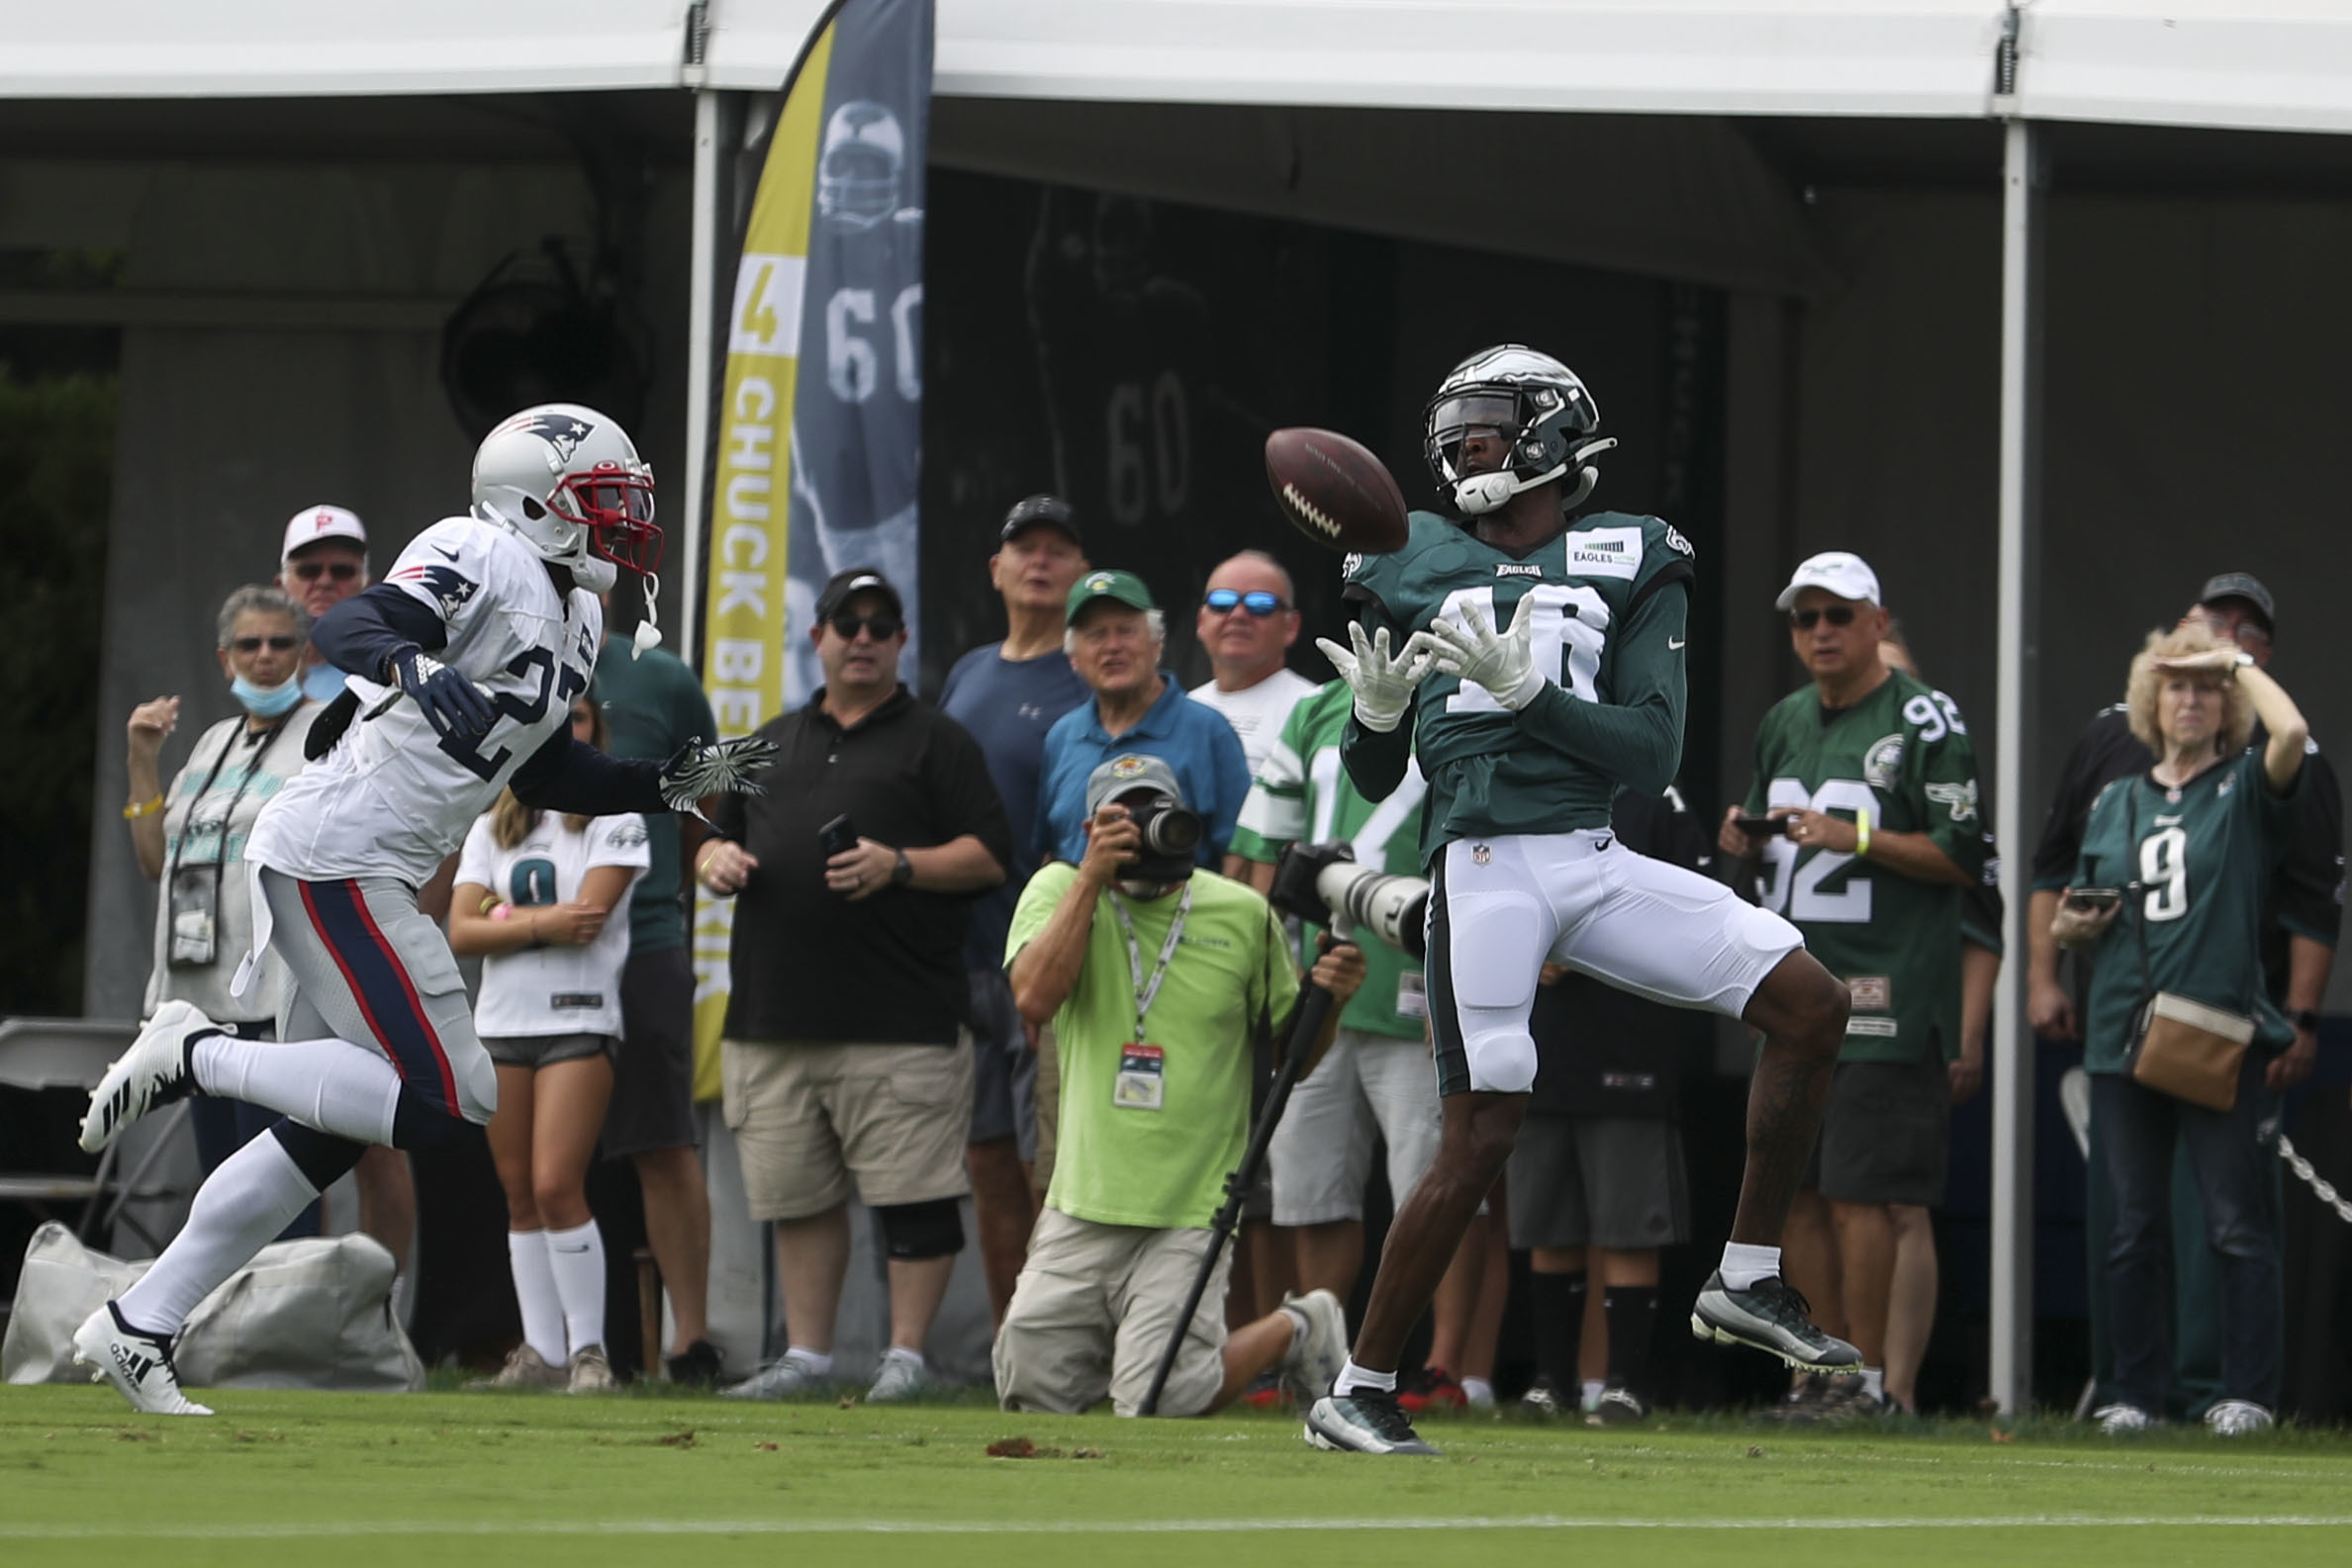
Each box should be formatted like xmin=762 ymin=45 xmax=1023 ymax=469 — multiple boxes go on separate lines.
xmin=10 ymin=2 xmax=2352 ymax=138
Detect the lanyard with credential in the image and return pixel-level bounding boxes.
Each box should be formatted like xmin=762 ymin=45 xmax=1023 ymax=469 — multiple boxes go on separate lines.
xmin=1108 ymin=880 xmax=1192 ymax=1039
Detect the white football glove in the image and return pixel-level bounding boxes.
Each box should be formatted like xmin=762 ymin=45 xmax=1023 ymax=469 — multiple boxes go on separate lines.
xmin=1424 ymin=595 xmax=1547 ymax=711
xmin=1315 ymin=623 xmax=1439 ymax=734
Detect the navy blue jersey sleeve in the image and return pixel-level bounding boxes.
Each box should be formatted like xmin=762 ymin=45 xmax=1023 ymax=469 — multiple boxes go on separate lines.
xmin=311 ymin=584 xmax=447 ymax=680
xmin=508 ymin=728 xmax=666 ymax=816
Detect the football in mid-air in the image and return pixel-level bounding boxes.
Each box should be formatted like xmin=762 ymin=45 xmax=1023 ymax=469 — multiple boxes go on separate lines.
xmin=1264 ymin=427 xmax=1410 ymax=555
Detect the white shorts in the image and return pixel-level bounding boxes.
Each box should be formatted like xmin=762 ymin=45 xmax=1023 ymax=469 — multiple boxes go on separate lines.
xmin=1428 ymin=830 xmax=1802 ymax=1097
xmin=1269 ymin=1028 xmax=1443 ymax=1226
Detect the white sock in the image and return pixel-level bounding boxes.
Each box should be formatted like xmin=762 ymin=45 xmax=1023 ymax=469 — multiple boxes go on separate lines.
xmin=1461 ymin=1376 xmax=1495 ymax=1410
xmin=117 ymin=1132 xmax=320 ymax=1337
xmin=1718 ymin=1241 xmax=1782 ymax=1291
xmin=1582 ymin=1377 xmax=1606 ymax=1412
xmin=1332 ymin=1357 xmax=1397 ymax=1397
xmin=194 ymin=1033 xmax=402 ymax=1145
xmin=544 ymin=1220 xmax=606 ymax=1356
xmin=784 ymin=1345 xmax=834 ymax=1375
xmin=1860 ymin=1366 xmax=1885 ymax=1401
xmin=507 ymin=1231 xmax=567 ymax=1365
xmin=881 ymin=1345 xmax=924 ymax=1369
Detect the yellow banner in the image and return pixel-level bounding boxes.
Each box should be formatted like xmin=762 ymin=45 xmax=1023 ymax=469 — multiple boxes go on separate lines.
xmin=692 ymin=23 xmax=837 ymax=1101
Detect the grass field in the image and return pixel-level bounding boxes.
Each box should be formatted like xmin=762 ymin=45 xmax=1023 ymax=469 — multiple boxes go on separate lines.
xmin=5 ymin=1384 xmax=2350 ymax=1567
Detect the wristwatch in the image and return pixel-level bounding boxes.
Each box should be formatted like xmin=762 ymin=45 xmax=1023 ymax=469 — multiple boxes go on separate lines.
xmin=890 ymin=849 xmax=913 ymax=887
xmin=2292 ymin=1008 xmax=2322 ymax=1035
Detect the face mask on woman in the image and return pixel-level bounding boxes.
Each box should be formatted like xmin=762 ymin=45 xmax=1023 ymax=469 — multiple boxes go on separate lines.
xmin=230 ymin=671 xmax=303 ymax=718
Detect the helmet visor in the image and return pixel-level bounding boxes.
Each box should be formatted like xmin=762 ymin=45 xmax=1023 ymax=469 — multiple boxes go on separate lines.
xmin=1426 ymin=390 xmax=1522 ymax=479
xmin=562 ymin=470 xmax=663 ymax=575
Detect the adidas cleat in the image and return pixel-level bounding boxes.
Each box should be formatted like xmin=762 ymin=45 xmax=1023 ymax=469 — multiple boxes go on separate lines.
xmin=79 ymin=1000 xmax=215 ymax=1153
xmin=1690 ymin=1271 xmax=1861 ymax=1372
xmin=1303 ymin=1390 xmax=1442 ymax=1455
xmin=73 ymin=1302 xmax=212 ymax=1416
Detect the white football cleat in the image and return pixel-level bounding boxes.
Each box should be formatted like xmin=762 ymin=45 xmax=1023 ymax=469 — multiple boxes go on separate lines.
xmin=73 ymin=1303 xmax=212 ymax=1417
xmin=79 ymin=999 xmax=214 ymax=1153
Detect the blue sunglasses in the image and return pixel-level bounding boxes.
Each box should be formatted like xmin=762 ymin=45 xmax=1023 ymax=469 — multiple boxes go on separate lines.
xmin=1204 ymin=588 xmax=1287 ymax=617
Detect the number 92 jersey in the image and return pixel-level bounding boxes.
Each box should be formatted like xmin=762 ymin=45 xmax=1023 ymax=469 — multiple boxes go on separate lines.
xmin=1342 ymin=509 xmax=1696 ymax=869
xmin=248 ymin=515 xmax=602 ymax=890
xmin=1741 ymin=668 xmax=1988 ymax=1061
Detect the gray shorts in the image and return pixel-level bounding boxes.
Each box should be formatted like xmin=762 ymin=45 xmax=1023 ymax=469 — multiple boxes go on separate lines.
xmin=484 ymin=1031 xmax=615 ymax=1069
xmin=605 ymin=945 xmax=698 ymax=1157
xmin=968 ymin=965 xmax=1037 ymax=1159
xmin=1816 ymin=1056 xmax=1949 ymax=1208
xmin=1507 ymin=1113 xmax=1690 ymax=1251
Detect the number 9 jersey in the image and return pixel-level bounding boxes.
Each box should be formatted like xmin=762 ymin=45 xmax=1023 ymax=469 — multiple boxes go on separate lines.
xmin=248 ymin=515 xmax=603 ymax=890
xmin=1341 ymin=508 xmax=1697 ymax=870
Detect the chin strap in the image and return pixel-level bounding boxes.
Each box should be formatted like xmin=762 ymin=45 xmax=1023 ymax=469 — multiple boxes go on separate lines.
xmin=1451 ymin=437 xmax=1618 ymax=516
xmin=631 ymin=572 xmax=663 ymax=660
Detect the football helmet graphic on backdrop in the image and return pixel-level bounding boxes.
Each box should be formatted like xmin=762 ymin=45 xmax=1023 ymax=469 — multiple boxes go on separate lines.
xmin=817 ymin=101 xmax=907 ymax=230
xmin=470 ymin=403 xmax=660 ymax=594
xmin=1422 ymin=345 xmax=1618 ymax=517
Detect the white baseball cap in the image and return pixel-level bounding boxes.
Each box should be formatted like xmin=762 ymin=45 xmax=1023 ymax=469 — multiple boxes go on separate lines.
xmin=280 ymin=505 xmax=367 ymax=564
xmin=1774 ymin=550 xmax=1881 ymax=611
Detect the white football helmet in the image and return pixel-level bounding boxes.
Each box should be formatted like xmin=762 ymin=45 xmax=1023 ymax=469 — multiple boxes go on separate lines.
xmin=470 ymin=403 xmax=660 ymax=594
xmin=817 ymin=102 xmax=904 ymax=229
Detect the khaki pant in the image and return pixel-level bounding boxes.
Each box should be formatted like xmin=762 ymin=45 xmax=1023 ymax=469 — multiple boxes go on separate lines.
xmin=992 ymin=1206 xmax=1230 ymax=1418
xmin=720 ymin=1038 xmax=973 ymax=1222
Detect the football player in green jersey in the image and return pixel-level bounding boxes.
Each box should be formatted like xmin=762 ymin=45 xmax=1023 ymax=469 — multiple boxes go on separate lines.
xmin=1301 ymin=345 xmax=1857 ymax=1458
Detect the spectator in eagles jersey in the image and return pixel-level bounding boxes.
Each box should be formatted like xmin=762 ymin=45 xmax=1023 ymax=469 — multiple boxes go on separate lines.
xmin=449 ymin=694 xmax=650 ymax=1395
xmin=1718 ymin=552 xmax=1986 ymax=1420
xmin=1304 ymin=345 xmax=1856 ymax=1459
xmin=2054 ymin=618 xmax=2311 ymax=1437
xmin=72 ymin=403 xmax=775 ymax=1418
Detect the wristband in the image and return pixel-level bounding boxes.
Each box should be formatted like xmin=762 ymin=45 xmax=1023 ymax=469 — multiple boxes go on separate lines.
xmin=1853 ymin=809 xmax=1872 ymax=859
xmin=124 ymin=794 xmax=166 ymax=820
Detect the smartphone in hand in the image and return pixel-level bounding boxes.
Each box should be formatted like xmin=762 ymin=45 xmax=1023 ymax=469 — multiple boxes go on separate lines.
xmin=818 ymin=814 xmax=860 ymax=859
xmin=2065 ymin=886 xmax=2123 ymax=911
xmin=1733 ymin=815 xmax=1791 ymax=839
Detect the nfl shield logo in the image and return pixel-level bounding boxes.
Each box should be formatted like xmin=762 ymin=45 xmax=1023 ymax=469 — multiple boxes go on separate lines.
xmin=1471 ymin=844 xmax=1491 ymax=866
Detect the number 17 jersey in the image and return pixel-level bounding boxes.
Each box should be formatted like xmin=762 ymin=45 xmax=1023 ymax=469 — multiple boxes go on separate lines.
xmin=248 ymin=515 xmax=602 ymax=890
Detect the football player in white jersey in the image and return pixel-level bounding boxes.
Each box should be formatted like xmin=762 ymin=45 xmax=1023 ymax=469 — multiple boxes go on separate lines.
xmin=73 ymin=404 xmax=775 ymax=1415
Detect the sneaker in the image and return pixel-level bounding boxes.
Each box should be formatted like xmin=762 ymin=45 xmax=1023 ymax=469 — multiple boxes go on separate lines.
xmin=721 ymin=1353 xmax=828 ymax=1401
xmin=1397 ymin=1363 xmax=1467 ymax=1415
xmin=1276 ymin=1289 xmax=1348 ymax=1411
xmin=566 ymin=1344 xmax=619 ymax=1394
xmin=2206 ymin=1399 xmax=2274 ymax=1437
xmin=79 ymin=1000 xmax=214 ymax=1153
xmin=1304 ymin=1389 xmax=1442 ymax=1455
xmin=1519 ymin=1374 xmax=1571 ymax=1418
xmin=666 ymin=1338 xmax=724 ymax=1388
xmin=72 ymin=1302 xmax=211 ymax=1417
xmin=1240 ymin=1368 xmax=1285 ymax=1409
xmin=864 ymin=1350 xmax=927 ymax=1404
xmin=1690 ymin=1272 xmax=1862 ymax=1372
xmin=1587 ymin=1386 xmax=1649 ymax=1427
xmin=2094 ymin=1402 xmax=2155 ymax=1434
xmin=466 ymin=1343 xmax=569 ymax=1392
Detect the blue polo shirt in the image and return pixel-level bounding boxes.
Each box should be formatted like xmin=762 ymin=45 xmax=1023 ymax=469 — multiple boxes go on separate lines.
xmin=1035 ymin=672 xmax=1252 ymax=869
xmin=938 ymin=641 xmax=1092 ymax=968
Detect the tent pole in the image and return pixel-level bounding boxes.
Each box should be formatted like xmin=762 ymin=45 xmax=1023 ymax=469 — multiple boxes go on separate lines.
xmin=1990 ymin=113 xmax=2043 ymax=1419
xmin=679 ymin=86 xmax=723 ymax=671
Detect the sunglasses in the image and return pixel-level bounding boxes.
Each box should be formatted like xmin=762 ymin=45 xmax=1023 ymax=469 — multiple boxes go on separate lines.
xmin=1204 ymin=589 xmax=1287 ymax=617
xmin=1790 ymin=604 xmax=1858 ymax=631
xmin=230 ymin=635 xmax=300 ymax=653
xmin=829 ymin=611 xmax=903 ymax=642
xmin=290 ymin=560 xmax=360 ymax=583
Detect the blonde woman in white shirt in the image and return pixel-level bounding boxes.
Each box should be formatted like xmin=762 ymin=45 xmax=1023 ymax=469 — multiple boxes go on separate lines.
xmin=449 ymin=696 xmax=650 ymax=1393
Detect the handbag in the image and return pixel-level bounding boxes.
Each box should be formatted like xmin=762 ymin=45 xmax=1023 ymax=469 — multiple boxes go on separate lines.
xmin=2120 ymin=783 xmax=2254 ymax=1113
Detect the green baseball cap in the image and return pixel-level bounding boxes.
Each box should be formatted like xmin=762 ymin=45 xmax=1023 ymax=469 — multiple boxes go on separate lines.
xmin=1065 ymin=568 xmax=1157 ymax=625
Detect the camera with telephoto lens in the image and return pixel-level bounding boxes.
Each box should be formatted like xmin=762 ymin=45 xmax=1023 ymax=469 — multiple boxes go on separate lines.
xmin=1269 ymin=841 xmax=1431 ymax=961
xmin=1112 ymin=791 xmax=1204 ymax=883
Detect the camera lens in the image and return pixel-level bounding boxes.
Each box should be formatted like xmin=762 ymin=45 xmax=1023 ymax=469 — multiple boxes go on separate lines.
xmin=1134 ymin=801 xmax=1202 ymax=858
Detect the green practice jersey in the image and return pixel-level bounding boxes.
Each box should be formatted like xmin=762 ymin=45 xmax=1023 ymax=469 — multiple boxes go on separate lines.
xmin=1340 ymin=509 xmax=1696 ymax=867
xmin=1743 ymin=670 xmax=1987 ymax=1063
xmin=2073 ymin=748 xmax=2301 ymax=1075
xmin=1229 ymin=680 xmax=1428 ymax=1041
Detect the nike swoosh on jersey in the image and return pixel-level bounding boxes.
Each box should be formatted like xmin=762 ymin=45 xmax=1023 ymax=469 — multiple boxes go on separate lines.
xmin=431 ymin=544 xmax=460 ymax=561
xmin=1667 ymin=637 xmax=1687 ymax=650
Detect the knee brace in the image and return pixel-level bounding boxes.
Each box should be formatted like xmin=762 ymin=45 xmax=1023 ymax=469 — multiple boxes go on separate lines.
xmin=875 ymin=1198 xmax=965 ymax=1260
xmin=390 ymin=1086 xmax=479 ymax=1152
xmin=269 ymin=1120 xmax=368 ymax=1191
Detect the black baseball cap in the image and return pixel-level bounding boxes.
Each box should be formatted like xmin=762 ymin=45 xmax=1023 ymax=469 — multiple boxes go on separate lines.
xmin=2197 ymin=572 xmax=2276 ymax=636
xmin=814 ymin=568 xmax=903 ymax=623
xmin=999 ymin=494 xmax=1082 ymax=547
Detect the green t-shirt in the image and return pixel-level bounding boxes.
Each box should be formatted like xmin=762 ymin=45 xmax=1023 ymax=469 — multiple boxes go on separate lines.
xmin=1742 ymin=670 xmax=1987 ymax=1064
xmin=1006 ymin=863 xmax=1299 ymax=1230
xmin=2072 ymin=749 xmax=2301 ymax=1075
xmin=1228 ymin=681 xmax=1427 ymax=1041
xmin=1340 ymin=510 xmax=1696 ymax=868
xmin=592 ymin=642 xmax=717 ymax=956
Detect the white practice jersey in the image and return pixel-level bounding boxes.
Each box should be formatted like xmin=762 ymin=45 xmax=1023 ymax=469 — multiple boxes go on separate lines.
xmin=248 ymin=515 xmax=604 ymax=889
xmin=455 ymin=811 xmax=649 ymax=1039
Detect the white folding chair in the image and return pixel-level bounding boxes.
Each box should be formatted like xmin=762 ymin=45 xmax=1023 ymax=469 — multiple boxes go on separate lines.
xmin=0 ymin=1017 xmax=186 ymax=1253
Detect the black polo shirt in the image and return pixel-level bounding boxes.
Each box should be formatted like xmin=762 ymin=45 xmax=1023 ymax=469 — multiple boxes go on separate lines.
xmin=708 ymin=686 xmax=1011 ymax=1045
